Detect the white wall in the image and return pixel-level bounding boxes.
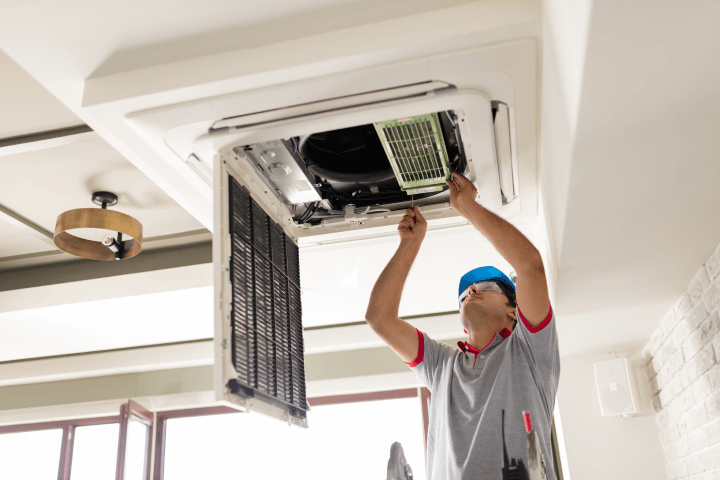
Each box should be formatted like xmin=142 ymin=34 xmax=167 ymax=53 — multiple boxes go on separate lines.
xmin=556 ymin=351 xmax=667 ymax=480
xmin=539 ymin=0 xmax=593 ymax=266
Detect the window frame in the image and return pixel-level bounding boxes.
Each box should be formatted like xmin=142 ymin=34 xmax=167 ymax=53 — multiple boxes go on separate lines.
xmin=0 ymin=388 xmax=430 ymax=480
xmin=116 ymin=399 xmax=155 ymax=480
xmin=151 ymin=405 xmax=238 ymax=480
xmin=0 ymin=415 xmax=120 ymax=480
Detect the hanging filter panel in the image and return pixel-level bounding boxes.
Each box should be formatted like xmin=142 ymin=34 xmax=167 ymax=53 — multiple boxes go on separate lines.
xmin=373 ymin=113 xmax=452 ymax=195
xmin=227 ymin=176 xmax=307 ymax=420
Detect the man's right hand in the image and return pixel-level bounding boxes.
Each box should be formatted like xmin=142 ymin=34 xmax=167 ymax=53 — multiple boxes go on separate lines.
xmin=398 ymin=207 xmax=427 ymax=245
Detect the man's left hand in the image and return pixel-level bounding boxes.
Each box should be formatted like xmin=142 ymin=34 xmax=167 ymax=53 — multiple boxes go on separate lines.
xmin=445 ymin=171 xmax=478 ymax=218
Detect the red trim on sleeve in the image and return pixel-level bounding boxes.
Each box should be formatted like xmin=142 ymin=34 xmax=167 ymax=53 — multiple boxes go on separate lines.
xmin=518 ymin=305 xmax=553 ymax=333
xmin=406 ymin=329 xmax=425 ymax=367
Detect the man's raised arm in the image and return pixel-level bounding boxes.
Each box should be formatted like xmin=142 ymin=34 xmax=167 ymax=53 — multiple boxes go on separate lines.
xmin=365 ymin=207 xmax=427 ymax=363
xmin=446 ymin=172 xmax=551 ymax=327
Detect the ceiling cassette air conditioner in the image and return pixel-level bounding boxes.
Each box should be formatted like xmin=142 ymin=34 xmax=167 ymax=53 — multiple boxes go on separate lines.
xmin=125 ymin=41 xmax=537 ymax=426
xmin=197 ymin=85 xmax=517 ymax=242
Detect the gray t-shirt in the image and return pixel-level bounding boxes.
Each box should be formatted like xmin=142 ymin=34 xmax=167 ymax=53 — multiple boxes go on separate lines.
xmin=408 ymin=307 xmax=560 ymax=480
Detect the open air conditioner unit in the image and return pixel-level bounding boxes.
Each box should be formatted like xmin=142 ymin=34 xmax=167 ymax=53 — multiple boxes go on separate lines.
xmin=125 ymin=40 xmax=537 ymax=427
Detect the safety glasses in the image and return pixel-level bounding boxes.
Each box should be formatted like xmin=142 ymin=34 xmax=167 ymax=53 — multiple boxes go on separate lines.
xmin=459 ymin=281 xmax=505 ymax=307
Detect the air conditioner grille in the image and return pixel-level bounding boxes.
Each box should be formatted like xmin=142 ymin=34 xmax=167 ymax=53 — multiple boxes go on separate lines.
xmin=374 ymin=113 xmax=452 ymax=195
xmin=228 ymin=177 xmax=307 ymax=413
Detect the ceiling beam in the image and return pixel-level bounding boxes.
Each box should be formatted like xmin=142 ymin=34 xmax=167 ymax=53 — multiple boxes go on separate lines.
xmin=0 ymin=228 xmax=211 ymax=270
xmin=0 ymin=237 xmax=211 ymax=292
xmin=0 ymin=338 xmax=213 ymax=387
xmin=0 ymin=125 xmax=92 ymax=152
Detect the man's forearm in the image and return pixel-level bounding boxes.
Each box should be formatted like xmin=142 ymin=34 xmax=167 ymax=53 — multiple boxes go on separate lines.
xmin=463 ymin=202 xmax=542 ymax=272
xmin=365 ymin=241 xmax=421 ymax=324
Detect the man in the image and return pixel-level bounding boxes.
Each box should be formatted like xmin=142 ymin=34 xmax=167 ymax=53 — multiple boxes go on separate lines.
xmin=365 ymin=172 xmax=559 ymax=480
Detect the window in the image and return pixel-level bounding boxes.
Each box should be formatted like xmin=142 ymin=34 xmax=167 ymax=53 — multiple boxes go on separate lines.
xmin=0 ymin=428 xmax=63 ymax=479
xmin=0 ymin=416 xmax=119 ymax=480
xmin=0 ymin=389 xmax=429 ymax=480
xmin=70 ymin=424 xmax=119 ymax=480
xmin=0 ymin=401 xmax=154 ymax=480
xmin=162 ymin=394 xmax=426 ymax=480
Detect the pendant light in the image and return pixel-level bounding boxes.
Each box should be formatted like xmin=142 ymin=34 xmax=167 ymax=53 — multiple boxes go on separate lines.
xmin=54 ymin=192 xmax=143 ymax=260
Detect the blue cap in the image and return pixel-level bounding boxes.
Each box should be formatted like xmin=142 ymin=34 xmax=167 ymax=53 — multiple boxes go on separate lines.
xmin=458 ymin=266 xmax=516 ymax=308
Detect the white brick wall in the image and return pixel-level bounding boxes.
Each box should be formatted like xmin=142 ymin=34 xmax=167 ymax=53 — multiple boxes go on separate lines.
xmin=643 ymin=242 xmax=720 ymax=480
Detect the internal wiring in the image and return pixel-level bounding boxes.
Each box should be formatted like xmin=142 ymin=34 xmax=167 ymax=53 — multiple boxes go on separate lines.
xmin=297 ymin=201 xmax=320 ymax=224
xmin=310 ymin=206 xmax=392 ymax=218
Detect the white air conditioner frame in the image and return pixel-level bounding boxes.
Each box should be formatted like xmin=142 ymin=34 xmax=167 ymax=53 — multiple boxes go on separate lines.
xmin=203 ymin=89 xmax=508 ymax=243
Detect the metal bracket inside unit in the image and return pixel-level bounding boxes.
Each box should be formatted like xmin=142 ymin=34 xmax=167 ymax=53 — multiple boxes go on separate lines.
xmin=343 ymin=204 xmax=369 ymax=225
xmin=233 ymin=139 xmax=321 ymax=206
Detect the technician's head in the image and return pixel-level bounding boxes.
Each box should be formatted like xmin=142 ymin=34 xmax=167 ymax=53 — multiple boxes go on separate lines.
xmin=458 ymin=267 xmax=517 ymax=333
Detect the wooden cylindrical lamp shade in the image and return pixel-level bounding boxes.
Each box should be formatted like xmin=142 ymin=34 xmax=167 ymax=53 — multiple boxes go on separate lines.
xmin=54 ymin=208 xmax=143 ymax=261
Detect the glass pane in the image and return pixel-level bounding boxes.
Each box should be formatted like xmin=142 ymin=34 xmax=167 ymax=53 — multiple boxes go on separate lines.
xmin=70 ymin=423 xmax=119 ymax=480
xmin=0 ymin=429 xmax=63 ymax=480
xmin=163 ymin=397 xmax=426 ymax=480
xmin=124 ymin=418 xmax=150 ymax=480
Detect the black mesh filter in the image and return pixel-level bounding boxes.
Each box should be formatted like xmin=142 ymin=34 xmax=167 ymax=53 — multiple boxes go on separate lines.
xmin=286 ymin=239 xmax=300 ymax=289
xmin=270 ymin=222 xmax=286 ymax=270
xmin=288 ymin=285 xmax=304 ymax=356
xmin=288 ymin=284 xmax=306 ymax=408
xmin=228 ymin=176 xmax=307 ymax=416
xmin=291 ymin=353 xmax=307 ymax=408
xmin=230 ymin=237 xmax=255 ymax=387
xmin=272 ymin=267 xmax=290 ymax=402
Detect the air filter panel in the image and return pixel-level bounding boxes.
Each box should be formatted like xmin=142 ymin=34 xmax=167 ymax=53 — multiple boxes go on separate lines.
xmin=374 ymin=113 xmax=452 ymax=195
xmin=227 ymin=176 xmax=307 ymax=420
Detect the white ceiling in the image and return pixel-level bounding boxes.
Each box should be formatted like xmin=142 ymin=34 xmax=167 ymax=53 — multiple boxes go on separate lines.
xmin=0 ymin=50 xmax=82 ymax=138
xmin=1 ymin=0 xmax=719 ymax=360
xmin=0 ymin=133 xmax=204 ymax=247
xmin=88 ymin=0 xmax=482 ymax=78
xmin=0 ymin=0 xmax=490 ymax=107
xmin=0 ymin=51 xmax=207 ymax=265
